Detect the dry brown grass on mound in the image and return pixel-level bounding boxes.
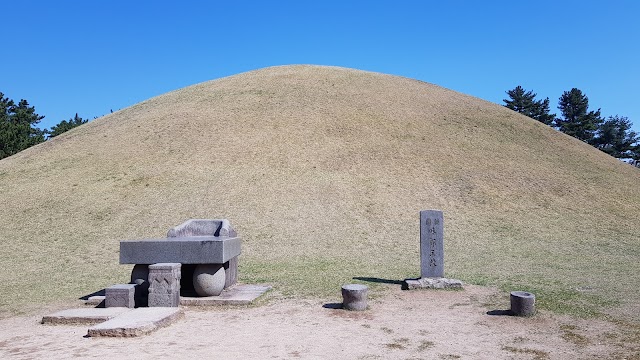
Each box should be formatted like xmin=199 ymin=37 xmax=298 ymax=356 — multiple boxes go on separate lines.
xmin=0 ymin=65 xmax=638 ymax=323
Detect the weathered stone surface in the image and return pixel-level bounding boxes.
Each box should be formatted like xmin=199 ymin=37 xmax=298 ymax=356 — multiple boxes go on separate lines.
xmin=87 ymin=307 xmax=183 ymax=337
xmin=167 ymin=219 xmax=237 ymax=238
xmin=180 ymin=284 xmax=272 ymax=306
xmin=342 ymin=284 xmax=368 ymax=311
xmin=130 ymin=264 xmax=150 ymax=307
xmin=148 ymin=263 xmax=181 ymax=307
xmin=83 ymin=295 xmax=105 ymax=306
xmin=42 ymin=308 xmax=131 ymax=325
xmin=404 ymin=277 xmax=463 ymax=290
xmin=420 ymin=210 xmax=444 ymax=278
xmin=510 ymin=291 xmax=536 ymax=316
xmin=119 ymin=236 xmax=241 ymax=265
xmin=105 ymin=284 xmax=136 ymax=308
xmin=131 ymin=264 xmax=149 ymax=283
xmin=193 ymin=264 xmax=226 ymax=296
xmin=224 ymin=256 xmax=239 ymax=288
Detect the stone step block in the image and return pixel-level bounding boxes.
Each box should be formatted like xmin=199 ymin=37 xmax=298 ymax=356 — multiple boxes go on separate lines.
xmin=41 ymin=308 xmax=131 ymax=325
xmin=87 ymin=307 xmax=183 ymax=337
xmin=105 ymin=284 xmax=136 ymax=308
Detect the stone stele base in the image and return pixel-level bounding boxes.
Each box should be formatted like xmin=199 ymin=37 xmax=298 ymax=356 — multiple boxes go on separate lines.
xmin=404 ymin=277 xmax=463 ymax=290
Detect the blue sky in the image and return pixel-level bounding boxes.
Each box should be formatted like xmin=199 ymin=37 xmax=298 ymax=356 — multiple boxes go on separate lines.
xmin=3 ymin=1 xmax=639 ymax=133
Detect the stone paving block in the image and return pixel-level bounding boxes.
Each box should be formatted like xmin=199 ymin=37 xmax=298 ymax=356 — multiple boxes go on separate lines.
xmin=87 ymin=307 xmax=183 ymax=337
xmin=180 ymin=284 xmax=271 ymax=306
xmin=41 ymin=308 xmax=131 ymax=325
xmin=105 ymin=284 xmax=136 ymax=308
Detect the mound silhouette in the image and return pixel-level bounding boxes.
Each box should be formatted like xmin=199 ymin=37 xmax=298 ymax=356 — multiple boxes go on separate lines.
xmin=1 ymin=65 xmax=638 ymax=320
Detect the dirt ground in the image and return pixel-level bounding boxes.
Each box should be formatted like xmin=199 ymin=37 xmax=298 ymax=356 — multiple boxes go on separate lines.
xmin=0 ymin=284 xmax=637 ymax=359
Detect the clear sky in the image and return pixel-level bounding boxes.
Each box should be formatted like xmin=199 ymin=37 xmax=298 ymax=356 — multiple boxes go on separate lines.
xmin=3 ymin=1 xmax=639 ymax=134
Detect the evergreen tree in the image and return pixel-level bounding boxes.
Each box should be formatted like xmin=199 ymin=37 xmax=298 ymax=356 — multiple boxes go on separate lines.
xmin=48 ymin=113 xmax=88 ymax=138
xmin=0 ymin=92 xmax=46 ymax=160
xmin=556 ymin=88 xmax=603 ymax=144
xmin=503 ymin=86 xmax=555 ymax=125
xmin=592 ymin=115 xmax=639 ymax=158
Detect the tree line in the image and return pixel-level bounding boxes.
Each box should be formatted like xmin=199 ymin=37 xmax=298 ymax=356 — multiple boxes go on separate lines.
xmin=0 ymin=92 xmax=88 ymax=160
xmin=504 ymin=86 xmax=639 ymax=163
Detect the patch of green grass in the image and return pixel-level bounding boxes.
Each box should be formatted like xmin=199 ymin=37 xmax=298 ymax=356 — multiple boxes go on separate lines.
xmin=493 ymin=279 xmax=619 ymax=319
xmin=239 ymin=256 xmax=407 ymax=301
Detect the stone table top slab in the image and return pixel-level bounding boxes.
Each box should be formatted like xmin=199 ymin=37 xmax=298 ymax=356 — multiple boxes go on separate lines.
xmin=120 ymin=236 xmax=241 ymax=264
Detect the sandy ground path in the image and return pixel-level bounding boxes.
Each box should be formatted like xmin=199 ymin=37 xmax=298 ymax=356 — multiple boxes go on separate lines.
xmin=0 ymin=285 xmax=637 ymax=359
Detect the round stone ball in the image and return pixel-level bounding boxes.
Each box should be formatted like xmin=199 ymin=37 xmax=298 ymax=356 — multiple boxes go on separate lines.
xmin=193 ymin=264 xmax=226 ymax=297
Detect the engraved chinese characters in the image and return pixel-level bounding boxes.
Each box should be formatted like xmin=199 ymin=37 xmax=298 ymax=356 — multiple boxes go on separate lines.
xmin=420 ymin=210 xmax=444 ymax=278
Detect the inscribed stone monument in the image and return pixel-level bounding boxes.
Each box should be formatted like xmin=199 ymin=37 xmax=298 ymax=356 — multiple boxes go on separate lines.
xmin=420 ymin=209 xmax=444 ymax=278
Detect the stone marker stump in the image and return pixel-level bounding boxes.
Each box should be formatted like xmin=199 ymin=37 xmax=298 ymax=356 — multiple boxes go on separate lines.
xmin=420 ymin=210 xmax=444 ymax=278
xmin=105 ymin=284 xmax=136 ymax=308
xmin=342 ymin=284 xmax=368 ymax=311
xmin=148 ymin=263 xmax=181 ymax=307
xmin=510 ymin=291 xmax=536 ymax=316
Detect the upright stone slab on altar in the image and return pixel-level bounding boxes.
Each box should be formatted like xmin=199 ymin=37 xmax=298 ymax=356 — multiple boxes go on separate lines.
xmin=420 ymin=210 xmax=444 ymax=278
xmin=148 ymin=263 xmax=181 ymax=307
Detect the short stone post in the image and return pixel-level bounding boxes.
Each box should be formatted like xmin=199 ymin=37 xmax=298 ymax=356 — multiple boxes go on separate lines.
xmin=510 ymin=291 xmax=535 ymax=316
xmin=105 ymin=284 xmax=136 ymax=308
xmin=148 ymin=263 xmax=181 ymax=307
xmin=342 ymin=284 xmax=368 ymax=311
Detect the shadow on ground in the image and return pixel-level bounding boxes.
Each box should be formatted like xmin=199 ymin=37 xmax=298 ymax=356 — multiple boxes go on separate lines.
xmin=486 ymin=309 xmax=513 ymax=316
xmin=352 ymin=277 xmax=409 ymax=290
xmin=322 ymin=303 xmax=343 ymax=309
xmin=78 ymin=289 xmax=105 ymax=300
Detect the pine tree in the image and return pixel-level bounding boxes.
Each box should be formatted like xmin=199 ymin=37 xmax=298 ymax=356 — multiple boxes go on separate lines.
xmin=0 ymin=92 xmax=46 ymax=160
xmin=556 ymin=88 xmax=603 ymax=144
xmin=48 ymin=113 xmax=88 ymax=138
xmin=593 ymin=115 xmax=639 ymax=158
xmin=503 ymin=86 xmax=555 ymax=125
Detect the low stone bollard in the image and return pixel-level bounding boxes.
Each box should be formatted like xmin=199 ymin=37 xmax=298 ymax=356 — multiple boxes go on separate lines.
xmin=148 ymin=263 xmax=181 ymax=307
xmin=510 ymin=291 xmax=535 ymax=316
xmin=105 ymin=284 xmax=136 ymax=308
xmin=342 ymin=284 xmax=368 ymax=311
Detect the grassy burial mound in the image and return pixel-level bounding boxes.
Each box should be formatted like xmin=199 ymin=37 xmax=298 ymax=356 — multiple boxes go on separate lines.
xmin=0 ymin=65 xmax=638 ymax=321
